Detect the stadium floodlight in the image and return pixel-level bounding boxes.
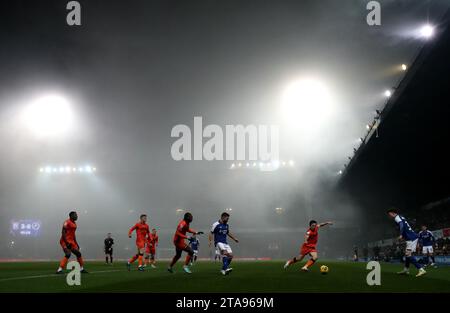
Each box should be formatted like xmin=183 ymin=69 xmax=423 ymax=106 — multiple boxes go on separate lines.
xmin=401 ymin=64 xmax=407 ymax=71
xmin=21 ymin=94 xmax=74 ymax=138
xmin=338 ymin=170 xmax=343 ymax=175
xmin=384 ymin=90 xmax=392 ymax=97
xmin=281 ymin=78 xmax=333 ymax=131
xmin=253 ymin=162 xmax=257 ymax=167
xmin=230 ymin=163 xmax=235 ymax=169
xmin=420 ymin=24 xmax=434 ymax=38
xmin=259 ymin=162 xmax=264 ymax=167
xmin=246 ymin=163 xmax=250 ymax=167
xmin=275 ymin=207 xmax=284 ymax=214
xmin=40 ymin=165 xmax=97 ymax=174
xmin=238 ymin=163 xmax=242 ymax=167
xmin=288 ymin=160 xmax=294 ymax=166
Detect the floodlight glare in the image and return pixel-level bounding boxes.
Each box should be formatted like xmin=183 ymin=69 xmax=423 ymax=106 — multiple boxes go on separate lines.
xmin=281 ymin=78 xmax=333 ymax=131
xmin=22 ymin=94 xmax=74 ymax=138
xmin=384 ymin=90 xmax=392 ymax=97
xmin=420 ymin=24 xmax=434 ymax=38
xmin=401 ymin=64 xmax=407 ymax=71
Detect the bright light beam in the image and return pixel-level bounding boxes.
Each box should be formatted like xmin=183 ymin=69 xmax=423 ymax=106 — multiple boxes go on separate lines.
xmin=281 ymin=78 xmax=333 ymax=132
xmin=21 ymin=94 xmax=74 ymax=138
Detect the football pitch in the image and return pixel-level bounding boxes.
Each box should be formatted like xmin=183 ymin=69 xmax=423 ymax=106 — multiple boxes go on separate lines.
xmin=0 ymin=260 xmax=449 ymax=293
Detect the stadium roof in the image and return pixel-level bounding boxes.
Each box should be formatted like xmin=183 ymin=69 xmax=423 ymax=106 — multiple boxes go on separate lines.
xmin=338 ymin=9 xmax=450 ymax=214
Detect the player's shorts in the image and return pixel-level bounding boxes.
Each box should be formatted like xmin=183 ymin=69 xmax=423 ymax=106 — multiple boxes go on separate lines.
xmin=300 ymin=244 xmax=317 ymax=256
xmin=60 ymin=239 xmax=79 ymax=251
xmin=136 ymin=240 xmax=146 ymax=250
xmin=105 ymin=248 xmax=113 ymax=255
xmin=193 ymin=249 xmax=198 ymax=255
xmin=174 ymin=240 xmax=188 ymax=250
xmin=422 ymin=245 xmax=433 ymax=254
xmin=216 ymin=242 xmax=232 ymax=254
xmin=405 ymin=239 xmax=418 ymax=252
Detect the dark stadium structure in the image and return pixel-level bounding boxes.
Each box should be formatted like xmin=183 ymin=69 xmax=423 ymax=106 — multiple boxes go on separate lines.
xmin=338 ymin=10 xmax=450 ymax=241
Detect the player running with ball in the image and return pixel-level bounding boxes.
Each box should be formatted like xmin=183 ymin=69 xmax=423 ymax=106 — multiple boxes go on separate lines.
xmin=284 ymin=220 xmax=333 ymax=272
xmin=209 ymin=212 xmax=239 ymax=275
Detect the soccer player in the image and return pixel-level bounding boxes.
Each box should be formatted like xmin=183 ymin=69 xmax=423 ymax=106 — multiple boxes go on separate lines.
xmin=387 ymin=208 xmax=426 ymax=277
xmin=145 ymin=228 xmax=159 ymax=268
xmin=56 ymin=211 xmax=87 ymax=274
xmin=284 ymin=220 xmax=333 ymax=272
xmin=188 ymin=234 xmax=200 ymax=265
xmin=209 ymin=212 xmax=239 ymax=275
xmin=419 ymin=225 xmax=436 ymax=267
xmin=168 ymin=212 xmax=203 ymax=274
xmin=104 ymin=233 xmax=114 ymax=265
xmin=127 ymin=214 xmax=150 ymax=272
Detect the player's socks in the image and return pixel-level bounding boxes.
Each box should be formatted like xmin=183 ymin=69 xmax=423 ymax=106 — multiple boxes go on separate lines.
xmin=77 ymin=257 xmax=84 ymax=267
xmin=222 ymin=256 xmax=229 ymax=270
xmin=59 ymin=256 xmax=69 ymax=269
xmin=129 ymin=254 xmax=138 ymax=264
xmin=404 ymin=256 xmax=411 ymax=268
xmin=110 ymin=256 xmax=113 ymax=264
xmin=184 ymin=255 xmax=192 ymax=266
xmin=305 ymin=259 xmax=316 ymax=269
xmin=409 ymin=256 xmax=422 ymax=269
xmin=138 ymin=255 xmax=143 ymax=267
xmin=227 ymin=257 xmax=233 ymax=269
xmin=430 ymin=255 xmax=435 ymax=264
xmin=105 ymin=257 xmax=108 ymax=264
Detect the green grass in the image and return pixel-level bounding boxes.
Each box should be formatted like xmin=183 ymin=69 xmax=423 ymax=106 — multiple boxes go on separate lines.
xmin=0 ymin=260 xmax=449 ymax=293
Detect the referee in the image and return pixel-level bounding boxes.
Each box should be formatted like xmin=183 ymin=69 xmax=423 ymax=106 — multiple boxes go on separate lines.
xmin=104 ymin=233 xmax=114 ymax=265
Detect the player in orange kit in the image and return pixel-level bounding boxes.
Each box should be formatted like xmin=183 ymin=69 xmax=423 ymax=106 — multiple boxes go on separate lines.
xmin=168 ymin=212 xmax=203 ymax=274
xmin=56 ymin=211 xmax=88 ymax=274
xmin=127 ymin=214 xmax=150 ymax=272
xmin=284 ymin=220 xmax=333 ymax=271
xmin=145 ymin=228 xmax=159 ymax=268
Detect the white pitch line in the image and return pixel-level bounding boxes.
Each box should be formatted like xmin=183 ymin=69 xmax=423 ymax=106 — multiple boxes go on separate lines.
xmin=0 ymin=269 xmax=124 ymax=282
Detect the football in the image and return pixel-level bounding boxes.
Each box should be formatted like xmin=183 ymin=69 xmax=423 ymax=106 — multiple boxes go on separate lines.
xmin=320 ymin=265 xmax=329 ymax=274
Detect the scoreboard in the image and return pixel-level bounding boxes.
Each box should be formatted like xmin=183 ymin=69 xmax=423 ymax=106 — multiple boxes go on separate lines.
xmin=10 ymin=220 xmax=41 ymax=237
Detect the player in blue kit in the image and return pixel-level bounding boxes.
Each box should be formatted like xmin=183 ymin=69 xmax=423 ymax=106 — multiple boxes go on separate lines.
xmin=387 ymin=209 xmax=426 ymax=277
xmin=188 ymin=235 xmax=200 ymax=265
xmin=419 ymin=225 xmax=436 ymax=267
xmin=209 ymin=212 xmax=239 ymax=275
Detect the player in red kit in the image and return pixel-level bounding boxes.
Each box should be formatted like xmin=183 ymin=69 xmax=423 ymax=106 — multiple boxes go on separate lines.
xmin=168 ymin=212 xmax=203 ymax=274
xmin=284 ymin=220 xmax=333 ymax=271
xmin=56 ymin=211 xmax=87 ymax=274
xmin=145 ymin=228 xmax=159 ymax=268
xmin=127 ymin=214 xmax=150 ymax=271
